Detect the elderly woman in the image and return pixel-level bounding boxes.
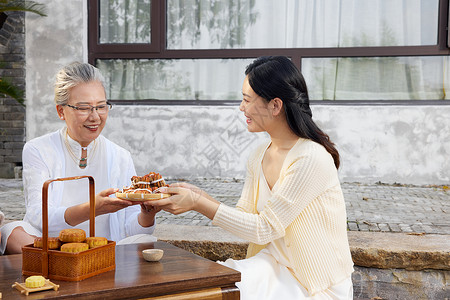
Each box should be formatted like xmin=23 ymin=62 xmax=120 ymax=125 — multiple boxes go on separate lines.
xmin=0 ymin=62 xmax=158 ymax=255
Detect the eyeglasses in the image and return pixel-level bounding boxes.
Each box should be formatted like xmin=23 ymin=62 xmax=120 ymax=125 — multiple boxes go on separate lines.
xmin=64 ymin=102 xmax=112 ymax=115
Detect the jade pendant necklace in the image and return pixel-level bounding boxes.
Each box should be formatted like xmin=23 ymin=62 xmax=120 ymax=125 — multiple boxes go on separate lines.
xmin=63 ymin=129 xmax=97 ymax=168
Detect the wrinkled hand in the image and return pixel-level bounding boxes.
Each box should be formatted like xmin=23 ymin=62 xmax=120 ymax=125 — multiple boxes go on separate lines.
xmin=95 ymin=188 xmax=134 ymax=215
xmin=151 ymin=186 xmax=203 ymax=215
xmin=135 ymin=201 xmax=162 ymax=227
xmin=140 ymin=202 xmax=162 ymax=215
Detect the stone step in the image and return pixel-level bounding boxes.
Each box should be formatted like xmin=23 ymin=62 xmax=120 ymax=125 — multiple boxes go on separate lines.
xmin=154 ymin=224 xmax=449 ymax=271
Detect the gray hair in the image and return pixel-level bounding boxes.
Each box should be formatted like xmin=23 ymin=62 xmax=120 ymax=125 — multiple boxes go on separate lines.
xmin=54 ymin=62 xmax=106 ymax=105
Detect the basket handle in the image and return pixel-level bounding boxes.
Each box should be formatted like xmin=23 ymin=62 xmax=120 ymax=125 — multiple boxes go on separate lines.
xmin=41 ymin=175 xmax=95 ymax=277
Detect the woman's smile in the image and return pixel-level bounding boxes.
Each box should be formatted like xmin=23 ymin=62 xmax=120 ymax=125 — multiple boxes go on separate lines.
xmin=84 ymin=124 xmax=100 ymax=131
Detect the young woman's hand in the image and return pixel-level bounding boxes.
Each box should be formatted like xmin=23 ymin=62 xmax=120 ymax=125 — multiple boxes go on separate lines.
xmin=151 ymin=186 xmax=201 ymax=215
xmin=169 ymin=182 xmax=202 ymax=193
xmin=168 ymin=182 xmax=216 ymax=202
xmin=151 ymin=186 xmax=220 ymax=219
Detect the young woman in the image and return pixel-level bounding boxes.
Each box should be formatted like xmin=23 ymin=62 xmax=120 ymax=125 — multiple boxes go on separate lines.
xmin=151 ymin=56 xmax=354 ymax=299
xmin=0 ymin=62 xmax=158 ymax=254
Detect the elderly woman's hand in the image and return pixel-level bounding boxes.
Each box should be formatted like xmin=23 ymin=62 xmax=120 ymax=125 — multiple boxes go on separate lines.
xmin=65 ymin=188 xmax=135 ymax=226
xmin=95 ymin=188 xmax=134 ymax=215
xmin=137 ymin=202 xmax=162 ymax=227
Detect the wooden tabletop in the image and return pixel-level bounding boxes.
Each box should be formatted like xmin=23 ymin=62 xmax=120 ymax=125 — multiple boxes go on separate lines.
xmin=0 ymin=241 xmax=241 ymax=299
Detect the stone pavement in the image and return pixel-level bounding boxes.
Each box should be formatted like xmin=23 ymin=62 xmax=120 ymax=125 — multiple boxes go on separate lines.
xmin=0 ymin=177 xmax=449 ymax=235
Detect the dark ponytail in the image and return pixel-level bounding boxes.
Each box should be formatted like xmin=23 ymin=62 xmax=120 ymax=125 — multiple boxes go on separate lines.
xmin=245 ymin=56 xmax=340 ymax=169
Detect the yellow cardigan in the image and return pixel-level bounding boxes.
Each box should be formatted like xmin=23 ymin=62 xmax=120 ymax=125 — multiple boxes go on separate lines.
xmin=212 ymin=138 xmax=354 ymax=295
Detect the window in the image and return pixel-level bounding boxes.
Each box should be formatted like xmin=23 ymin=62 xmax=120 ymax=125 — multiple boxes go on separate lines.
xmin=99 ymin=1 xmax=151 ymax=44
xmin=88 ymin=0 xmax=450 ymax=105
xmin=303 ymin=56 xmax=448 ymax=100
xmin=96 ymin=58 xmax=253 ymax=101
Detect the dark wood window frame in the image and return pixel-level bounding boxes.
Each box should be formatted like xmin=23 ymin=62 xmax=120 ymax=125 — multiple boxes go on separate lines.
xmin=88 ymin=0 xmax=450 ymax=106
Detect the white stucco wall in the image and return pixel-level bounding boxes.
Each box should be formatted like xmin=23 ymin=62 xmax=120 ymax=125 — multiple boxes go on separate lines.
xmin=25 ymin=1 xmax=450 ymax=185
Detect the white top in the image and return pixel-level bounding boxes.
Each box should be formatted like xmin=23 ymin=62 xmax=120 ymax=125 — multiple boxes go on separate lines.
xmin=59 ymin=128 xmax=111 ymax=238
xmin=18 ymin=128 xmax=154 ymax=240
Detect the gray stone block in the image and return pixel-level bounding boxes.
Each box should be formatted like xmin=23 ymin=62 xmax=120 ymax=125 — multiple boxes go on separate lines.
xmin=0 ymin=162 xmax=15 ymax=178
xmin=14 ymin=166 xmax=22 ymax=179
xmin=352 ymin=267 xmax=449 ymax=300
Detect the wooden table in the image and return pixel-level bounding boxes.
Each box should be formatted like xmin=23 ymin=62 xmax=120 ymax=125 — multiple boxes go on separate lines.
xmin=0 ymin=241 xmax=240 ymax=299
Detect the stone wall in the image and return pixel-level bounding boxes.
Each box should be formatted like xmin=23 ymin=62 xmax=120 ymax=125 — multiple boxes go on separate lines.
xmin=0 ymin=11 xmax=25 ymax=178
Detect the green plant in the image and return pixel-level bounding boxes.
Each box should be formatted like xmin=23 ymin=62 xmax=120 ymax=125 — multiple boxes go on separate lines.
xmin=0 ymin=77 xmax=25 ymax=105
xmin=0 ymin=0 xmax=46 ymax=106
xmin=0 ymin=0 xmax=46 ymax=17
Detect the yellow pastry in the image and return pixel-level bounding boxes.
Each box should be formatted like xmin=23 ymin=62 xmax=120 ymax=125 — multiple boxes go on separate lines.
xmin=33 ymin=237 xmax=62 ymax=250
xmin=60 ymin=242 xmax=89 ymax=253
xmin=86 ymin=236 xmax=108 ymax=248
xmin=59 ymin=229 xmax=86 ymax=243
xmin=25 ymin=275 xmax=46 ymax=288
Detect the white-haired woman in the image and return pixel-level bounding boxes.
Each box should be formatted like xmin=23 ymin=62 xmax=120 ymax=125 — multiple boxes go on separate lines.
xmin=0 ymin=62 xmax=158 ymax=254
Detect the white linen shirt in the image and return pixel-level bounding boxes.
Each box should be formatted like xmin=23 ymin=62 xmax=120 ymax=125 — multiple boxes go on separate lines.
xmin=21 ymin=128 xmax=154 ymax=241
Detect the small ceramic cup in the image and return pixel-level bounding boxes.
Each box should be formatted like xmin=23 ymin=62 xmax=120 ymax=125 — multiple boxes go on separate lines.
xmin=142 ymin=249 xmax=164 ymax=262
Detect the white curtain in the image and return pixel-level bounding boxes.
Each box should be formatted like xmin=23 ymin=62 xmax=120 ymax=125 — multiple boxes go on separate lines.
xmin=166 ymin=0 xmax=438 ymax=49
xmin=97 ymin=59 xmax=253 ymax=101
xmin=303 ymin=55 xmax=449 ymax=100
xmin=99 ymin=0 xmax=151 ymax=43
xmin=98 ymin=0 xmax=447 ymax=101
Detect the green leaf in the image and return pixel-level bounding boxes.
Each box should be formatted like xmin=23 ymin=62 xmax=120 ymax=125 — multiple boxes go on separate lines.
xmin=0 ymin=0 xmax=47 ymax=17
xmin=0 ymin=1 xmax=46 ymax=107
xmin=0 ymin=77 xmax=25 ymax=106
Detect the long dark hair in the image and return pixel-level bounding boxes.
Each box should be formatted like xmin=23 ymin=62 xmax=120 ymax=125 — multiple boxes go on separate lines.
xmin=245 ymin=56 xmax=340 ymax=169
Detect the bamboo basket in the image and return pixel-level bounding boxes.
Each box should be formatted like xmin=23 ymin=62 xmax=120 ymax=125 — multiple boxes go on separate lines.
xmin=22 ymin=176 xmax=116 ymax=281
